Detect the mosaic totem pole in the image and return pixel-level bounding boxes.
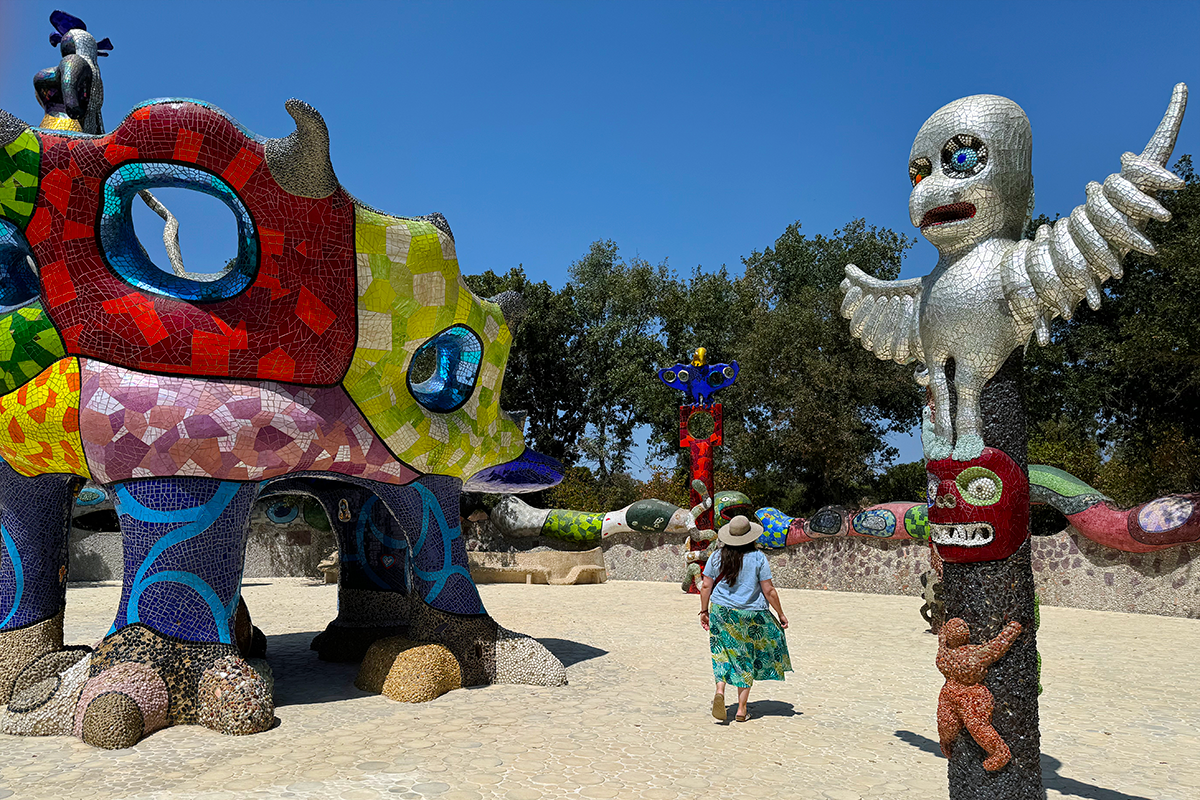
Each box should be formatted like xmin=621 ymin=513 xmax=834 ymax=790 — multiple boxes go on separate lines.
xmin=841 ymin=85 xmax=1188 ymax=799
xmin=658 ymin=348 xmax=738 ymax=592
xmin=0 ymin=11 xmax=565 ymax=748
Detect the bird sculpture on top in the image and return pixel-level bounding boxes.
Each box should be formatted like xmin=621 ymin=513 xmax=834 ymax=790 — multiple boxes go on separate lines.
xmin=33 ymin=10 xmax=112 ymax=134
xmin=840 ymin=85 xmax=1188 ymax=461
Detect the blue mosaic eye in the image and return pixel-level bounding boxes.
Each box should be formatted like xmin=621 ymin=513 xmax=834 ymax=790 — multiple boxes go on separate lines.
xmin=950 ymin=148 xmax=977 ymax=171
xmin=940 ymin=134 xmax=988 ymax=179
xmin=407 ymin=325 xmax=483 ymax=413
xmin=265 ymin=501 xmax=299 ymax=524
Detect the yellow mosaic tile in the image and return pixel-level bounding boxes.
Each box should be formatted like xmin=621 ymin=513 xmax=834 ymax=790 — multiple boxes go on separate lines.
xmin=0 ymin=357 xmax=90 ymax=478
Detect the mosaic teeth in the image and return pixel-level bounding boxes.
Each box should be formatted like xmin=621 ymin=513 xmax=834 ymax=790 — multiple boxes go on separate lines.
xmin=930 ymin=522 xmax=995 ymax=547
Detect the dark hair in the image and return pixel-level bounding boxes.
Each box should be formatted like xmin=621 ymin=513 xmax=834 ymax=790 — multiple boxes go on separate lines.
xmin=718 ymin=541 xmax=756 ymax=586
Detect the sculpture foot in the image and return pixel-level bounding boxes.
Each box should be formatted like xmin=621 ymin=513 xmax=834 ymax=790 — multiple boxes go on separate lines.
xmin=951 ymin=433 xmax=985 ymax=462
xmin=1 ymin=645 xmax=91 ymax=736
xmin=356 ymin=637 xmax=461 ymax=702
xmin=0 ymin=612 xmax=65 ymax=705
xmin=923 ymin=432 xmax=952 ymax=461
xmin=491 ymin=626 xmax=567 ymax=687
xmin=75 ymin=661 xmax=169 ymax=749
xmin=73 ymin=624 xmax=274 ymax=748
xmin=981 ymin=746 xmax=1012 ymax=772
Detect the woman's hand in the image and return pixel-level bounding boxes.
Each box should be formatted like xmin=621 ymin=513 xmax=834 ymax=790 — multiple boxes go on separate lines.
xmin=700 ymin=611 xmax=710 ymax=631
xmin=777 ymin=613 xmax=789 ymax=630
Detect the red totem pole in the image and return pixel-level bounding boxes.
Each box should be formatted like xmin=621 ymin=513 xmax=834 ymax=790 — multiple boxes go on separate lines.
xmin=658 ymin=348 xmax=738 ymax=592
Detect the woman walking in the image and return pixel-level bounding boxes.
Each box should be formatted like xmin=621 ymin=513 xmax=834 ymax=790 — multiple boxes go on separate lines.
xmin=699 ymin=515 xmax=792 ymax=722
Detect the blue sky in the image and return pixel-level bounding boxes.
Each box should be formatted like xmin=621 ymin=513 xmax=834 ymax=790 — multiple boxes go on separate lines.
xmin=2 ymin=1 xmax=1197 ymax=472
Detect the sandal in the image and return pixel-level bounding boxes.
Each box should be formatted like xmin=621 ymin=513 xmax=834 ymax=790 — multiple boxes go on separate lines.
xmin=711 ymin=694 xmax=727 ymax=721
xmin=735 ymin=711 xmax=753 ymax=722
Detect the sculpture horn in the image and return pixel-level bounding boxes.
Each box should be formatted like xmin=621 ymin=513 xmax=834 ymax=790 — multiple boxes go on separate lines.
xmin=265 ymin=99 xmax=339 ymax=199
xmin=488 ymin=290 xmax=527 ymax=334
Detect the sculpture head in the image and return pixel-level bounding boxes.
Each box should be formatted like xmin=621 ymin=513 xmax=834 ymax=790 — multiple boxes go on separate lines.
xmin=908 ymin=94 xmax=1033 ymax=255
xmin=927 ymin=446 xmax=1029 ymax=563
xmin=939 ymin=617 xmax=970 ymax=649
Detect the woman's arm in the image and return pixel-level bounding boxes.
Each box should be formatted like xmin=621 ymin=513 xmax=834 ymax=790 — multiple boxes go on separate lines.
xmin=699 ymin=575 xmax=714 ymax=631
xmin=760 ymin=579 xmax=788 ymax=629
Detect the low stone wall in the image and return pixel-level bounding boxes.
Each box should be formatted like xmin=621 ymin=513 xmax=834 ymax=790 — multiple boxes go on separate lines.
xmin=603 ymin=528 xmax=1200 ymax=618
xmin=67 ymin=510 xmax=1200 ymax=618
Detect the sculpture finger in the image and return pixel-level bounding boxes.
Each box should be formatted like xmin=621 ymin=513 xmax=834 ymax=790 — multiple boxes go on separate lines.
xmin=999 ymin=240 xmax=1037 ymax=324
xmin=1085 ymin=181 xmax=1156 ymax=255
xmin=1120 ymin=152 xmax=1185 ymax=193
xmin=1049 ymin=217 xmax=1098 ymax=309
xmin=1028 ymin=225 xmax=1074 ymax=319
xmin=1103 ymin=173 xmax=1171 ymax=222
xmin=1067 ymin=205 xmax=1121 ymax=283
xmin=1139 ymin=82 xmax=1187 ymax=167
xmin=840 ymin=280 xmax=864 ymax=319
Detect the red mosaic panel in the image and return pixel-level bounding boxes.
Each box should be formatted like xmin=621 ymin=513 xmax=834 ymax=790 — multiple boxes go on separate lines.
xmin=31 ymin=100 xmax=357 ymax=385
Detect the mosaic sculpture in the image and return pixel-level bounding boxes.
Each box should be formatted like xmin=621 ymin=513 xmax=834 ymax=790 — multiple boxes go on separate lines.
xmin=936 ymin=618 xmax=1023 ymax=771
xmin=840 ymin=84 xmax=1189 ymax=799
xmin=489 ymin=461 xmax=1200 ymax=554
xmin=0 ymin=84 xmax=565 ymax=748
xmin=658 ymin=347 xmax=738 ymax=591
xmin=841 ymin=86 xmax=1188 ymax=462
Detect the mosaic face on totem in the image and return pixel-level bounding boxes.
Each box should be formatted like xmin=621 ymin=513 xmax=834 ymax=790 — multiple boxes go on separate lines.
xmin=840 ymin=85 xmax=1188 ymax=462
xmin=0 ymin=84 xmax=564 ymax=748
xmin=927 ymin=447 xmax=1029 ymax=564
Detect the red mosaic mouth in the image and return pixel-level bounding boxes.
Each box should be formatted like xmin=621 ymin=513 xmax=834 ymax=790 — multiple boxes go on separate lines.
xmin=920 ymin=203 xmax=977 ymax=228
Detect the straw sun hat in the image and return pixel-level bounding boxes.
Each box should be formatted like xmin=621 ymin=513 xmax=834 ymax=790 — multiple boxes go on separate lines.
xmin=717 ymin=515 xmax=763 ymax=546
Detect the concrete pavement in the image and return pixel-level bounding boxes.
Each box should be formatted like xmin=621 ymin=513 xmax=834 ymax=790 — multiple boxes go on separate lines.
xmin=0 ymin=579 xmax=1196 ymax=800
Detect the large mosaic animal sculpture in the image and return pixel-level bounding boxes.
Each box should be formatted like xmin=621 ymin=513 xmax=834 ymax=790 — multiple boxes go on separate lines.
xmin=840 ymin=85 xmax=1188 ymax=462
xmin=0 ymin=94 xmax=564 ymax=748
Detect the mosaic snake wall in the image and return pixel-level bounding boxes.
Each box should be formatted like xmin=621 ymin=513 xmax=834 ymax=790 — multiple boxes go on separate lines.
xmin=491 ymin=463 xmax=1200 ymax=555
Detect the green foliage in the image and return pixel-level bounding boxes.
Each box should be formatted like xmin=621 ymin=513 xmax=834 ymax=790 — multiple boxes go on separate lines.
xmin=873 ymin=460 xmax=928 ymax=504
xmin=469 ymin=220 xmax=922 ymax=516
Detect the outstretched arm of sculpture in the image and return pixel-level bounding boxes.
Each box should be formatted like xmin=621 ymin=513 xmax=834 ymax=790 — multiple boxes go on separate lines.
xmin=975 ymin=620 xmax=1022 ymax=667
xmin=838 ymin=269 xmax=924 ymax=364
xmin=136 ymin=190 xmax=185 ymax=277
xmin=1001 ymin=83 xmax=1188 ymax=345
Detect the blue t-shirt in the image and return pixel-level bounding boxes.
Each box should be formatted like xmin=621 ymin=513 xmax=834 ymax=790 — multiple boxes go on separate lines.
xmin=704 ymin=548 xmax=771 ymax=611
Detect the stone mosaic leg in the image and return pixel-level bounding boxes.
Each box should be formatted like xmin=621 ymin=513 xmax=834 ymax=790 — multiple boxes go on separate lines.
xmin=369 ymin=476 xmax=565 ymax=690
xmin=0 ymin=459 xmax=83 ymax=705
xmin=73 ymin=478 xmax=273 ymax=749
xmin=301 ymin=480 xmax=417 ymax=663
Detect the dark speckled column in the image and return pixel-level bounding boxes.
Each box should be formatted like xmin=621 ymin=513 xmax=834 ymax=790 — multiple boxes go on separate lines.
xmin=944 ymin=352 xmax=1043 ymax=800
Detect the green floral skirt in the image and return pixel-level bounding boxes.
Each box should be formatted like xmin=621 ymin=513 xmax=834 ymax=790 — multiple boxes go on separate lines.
xmin=709 ymin=603 xmax=793 ymax=688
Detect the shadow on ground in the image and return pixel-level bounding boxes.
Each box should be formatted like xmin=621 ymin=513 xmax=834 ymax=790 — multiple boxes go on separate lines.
xmin=538 ymin=637 xmax=607 ymax=667
xmin=750 ymin=699 xmax=798 ymax=718
xmin=894 ymin=730 xmax=1157 ymax=800
xmin=266 ymin=631 xmax=368 ymax=707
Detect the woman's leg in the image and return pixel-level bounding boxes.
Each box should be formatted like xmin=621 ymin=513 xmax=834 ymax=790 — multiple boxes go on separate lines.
xmin=736 ymin=685 xmax=751 ymax=718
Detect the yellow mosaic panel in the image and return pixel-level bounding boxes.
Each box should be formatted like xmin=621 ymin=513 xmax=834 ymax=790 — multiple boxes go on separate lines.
xmin=344 ymin=206 xmax=522 ymax=479
xmin=0 ymin=357 xmax=90 ymax=478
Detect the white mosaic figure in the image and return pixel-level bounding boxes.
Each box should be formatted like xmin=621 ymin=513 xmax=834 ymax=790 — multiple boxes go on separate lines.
xmin=840 ymin=85 xmax=1188 ymax=461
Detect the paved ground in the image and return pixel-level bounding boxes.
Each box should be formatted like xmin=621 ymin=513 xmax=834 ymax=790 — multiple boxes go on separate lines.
xmin=0 ymin=579 xmax=1197 ymax=800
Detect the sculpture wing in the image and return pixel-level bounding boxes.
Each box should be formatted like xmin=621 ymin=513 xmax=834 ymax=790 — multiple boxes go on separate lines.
xmin=1001 ymin=83 xmax=1188 ymax=346
xmin=839 ymin=265 xmax=925 ymax=364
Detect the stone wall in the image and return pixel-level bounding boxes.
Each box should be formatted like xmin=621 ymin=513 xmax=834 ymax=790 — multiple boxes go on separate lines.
xmin=601 ymin=528 xmax=1200 ymax=618
xmin=67 ymin=510 xmax=1200 ymax=618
